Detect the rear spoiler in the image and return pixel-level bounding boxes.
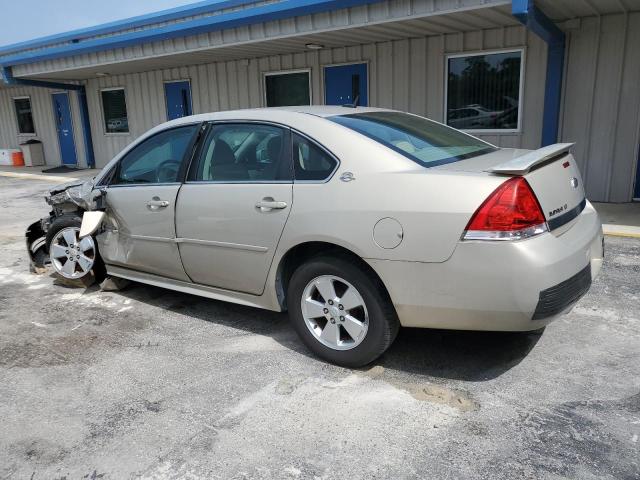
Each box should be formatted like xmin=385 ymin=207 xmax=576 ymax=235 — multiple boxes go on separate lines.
xmin=488 ymin=143 xmax=575 ymax=175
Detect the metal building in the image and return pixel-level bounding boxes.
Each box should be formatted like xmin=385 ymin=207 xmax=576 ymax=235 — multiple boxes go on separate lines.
xmin=0 ymin=0 xmax=639 ymax=202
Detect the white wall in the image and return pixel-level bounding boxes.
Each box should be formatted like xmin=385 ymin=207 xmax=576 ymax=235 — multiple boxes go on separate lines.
xmin=560 ymin=12 xmax=640 ymax=202
xmin=3 ymin=12 xmax=638 ymax=201
xmin=84 ymin=24 xmax=546 ymax=168
xmin=0 ymin=86 xmax=88 ymax=167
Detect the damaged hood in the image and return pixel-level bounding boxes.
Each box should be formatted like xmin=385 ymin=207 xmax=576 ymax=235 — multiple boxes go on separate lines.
xmin=46 ymin=177 xmax=100 ymax=211
xmin=48 ymin=178 xmax=92 ymax=195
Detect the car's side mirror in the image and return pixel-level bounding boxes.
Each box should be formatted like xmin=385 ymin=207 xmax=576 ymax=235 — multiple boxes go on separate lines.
xmin=91 ymin=188 xmax=107 ymax=210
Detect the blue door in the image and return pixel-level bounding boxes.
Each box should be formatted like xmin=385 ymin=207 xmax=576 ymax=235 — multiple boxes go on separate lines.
xmin=324 ymin=63 xmax=368 ymax=106
xmin=165 ymin=81 xmax=192 ymax=120
xmin=52 ymin=92 xmax=78 ymax=166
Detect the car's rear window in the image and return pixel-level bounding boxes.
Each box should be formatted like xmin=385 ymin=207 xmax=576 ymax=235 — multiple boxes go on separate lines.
xmin=329 ymin=111 xmax=497 ymax=167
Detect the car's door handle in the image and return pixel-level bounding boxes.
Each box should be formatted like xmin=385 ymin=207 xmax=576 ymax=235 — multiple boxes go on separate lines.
xmin=146 ymin=197 xmax=170 ymax=210
xmin=255 ymin=198 xmax=288 ymax=211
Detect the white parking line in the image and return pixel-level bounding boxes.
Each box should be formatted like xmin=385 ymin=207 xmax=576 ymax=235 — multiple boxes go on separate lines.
xmin=0 ymin=171 xmax=79 ymax=182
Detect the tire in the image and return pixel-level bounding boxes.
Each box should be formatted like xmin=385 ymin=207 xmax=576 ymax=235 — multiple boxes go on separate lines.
xmin=287 ymin=255 xmax=399 ymax=368
xmin=46 ymin=214 xmax=106 ymax=284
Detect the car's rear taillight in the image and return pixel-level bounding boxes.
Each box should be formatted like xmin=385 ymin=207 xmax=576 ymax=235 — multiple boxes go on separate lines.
xmin=463 ymin=177 xmax=548 ymax=241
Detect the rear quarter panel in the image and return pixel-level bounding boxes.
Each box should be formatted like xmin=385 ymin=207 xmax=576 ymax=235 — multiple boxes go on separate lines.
xmin=524 ymin=153 xmax=586 ymax=223
xmin=276 ymin=118 xmax=506 ymax=263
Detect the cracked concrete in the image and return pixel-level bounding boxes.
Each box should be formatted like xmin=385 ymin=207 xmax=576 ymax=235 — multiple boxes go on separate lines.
xmin=0 ymin=175 xmax=639 ymax=479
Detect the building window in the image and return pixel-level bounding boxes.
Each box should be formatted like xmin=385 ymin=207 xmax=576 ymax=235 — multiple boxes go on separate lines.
xmin=264 ymin=70 xmax=311 ymax=107
xmin=13 ymin=97 xmax=35 ymax=135
xmin=101 ymin=88 xmax=129 ymax=134
xmin=446 ymin=50 xmax=523 ymax=131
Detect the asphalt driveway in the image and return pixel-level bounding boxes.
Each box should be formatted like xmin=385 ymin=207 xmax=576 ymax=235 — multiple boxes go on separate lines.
xmin=0 ymin=175 xmax=638 ymax=479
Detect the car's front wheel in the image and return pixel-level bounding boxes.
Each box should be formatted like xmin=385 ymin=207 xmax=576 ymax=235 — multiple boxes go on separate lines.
xmin=46 ymin=215 xmax=105 ymax=284
xmin=287 ymin=255 xmax=399 ymax=367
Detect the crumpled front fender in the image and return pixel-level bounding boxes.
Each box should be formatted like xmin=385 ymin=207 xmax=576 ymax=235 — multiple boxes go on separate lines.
xmin=25 ymin=218 xmax=49 ymax=273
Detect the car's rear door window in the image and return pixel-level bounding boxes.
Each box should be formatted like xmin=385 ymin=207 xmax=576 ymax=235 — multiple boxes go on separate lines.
xmin=329 ymin=111 xmax=496 ymax=167
xmin=190 ymin=123 xmax=292 ymax=182
xmin=292 ymin=133 xmax=338 ymax=181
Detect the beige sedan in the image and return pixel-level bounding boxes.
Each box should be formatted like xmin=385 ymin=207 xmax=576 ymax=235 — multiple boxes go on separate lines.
xmin=33 ymin=106 xmax=604 ymax=367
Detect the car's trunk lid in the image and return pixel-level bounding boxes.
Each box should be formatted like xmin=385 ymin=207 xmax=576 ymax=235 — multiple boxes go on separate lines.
xmin=434 ymin=144 xmax=586 ymax=231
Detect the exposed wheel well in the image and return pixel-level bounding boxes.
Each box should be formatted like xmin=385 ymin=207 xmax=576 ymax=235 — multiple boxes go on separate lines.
xmin=275 ymin=241 xmax=394 ymax=312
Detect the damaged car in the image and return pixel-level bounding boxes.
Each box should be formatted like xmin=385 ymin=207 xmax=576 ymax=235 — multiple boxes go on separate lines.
xmin=26 ymin=177 xmax=106 ymax=281
xmin=26 ymin=107 xmax=605 ymax=367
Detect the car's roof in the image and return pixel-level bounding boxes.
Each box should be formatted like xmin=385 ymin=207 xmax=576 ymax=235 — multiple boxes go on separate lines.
xmin=165 ymin=105 xmax=390 ymax=128
xmin=269 ymin=105 xmax=389 ymax=117
xmin=95 ymin=106 xmax=400 ymax=184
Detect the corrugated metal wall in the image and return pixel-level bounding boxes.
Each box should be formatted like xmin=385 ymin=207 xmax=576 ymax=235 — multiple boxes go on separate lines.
xmin=0 ymin=86 xmax=87 ymax=167
xmin=2 ymin=10 xmax=639 ymax=201
xmin=561 ymin=12 xmax=640 ymax=202
xmin=12 ymin=0 xmax=510 ymax=77
xmin=84 ymin=24 xmax=546 ymax=168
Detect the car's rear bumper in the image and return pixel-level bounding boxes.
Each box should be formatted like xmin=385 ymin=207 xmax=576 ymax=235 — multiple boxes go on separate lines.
xmin=367 ymin=201 xmax=604 ymax=331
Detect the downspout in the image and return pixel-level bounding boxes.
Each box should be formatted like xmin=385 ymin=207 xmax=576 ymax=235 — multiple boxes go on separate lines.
xmin=512 ymin=0 xmax=565 ymax=147
xmin=77 ymin=88 xmax=95 ymax=168
xmin=1 ymin=65 xmax=95 ymax=167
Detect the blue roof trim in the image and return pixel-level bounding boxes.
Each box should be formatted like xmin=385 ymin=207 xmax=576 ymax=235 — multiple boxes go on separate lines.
xmin=0 ymin=0 xmax=385 ymax=67
xmin=1 ymin=65 xmax=84 ymax=90
xmin=0 ymin=0 xmax=256 ymax=56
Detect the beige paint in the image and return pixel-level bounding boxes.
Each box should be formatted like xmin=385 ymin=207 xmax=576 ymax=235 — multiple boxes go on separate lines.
xmin=79 ymin=211 xmax=105 ymax=238
xmin=97 ymin=106 xmax=603 ymax=331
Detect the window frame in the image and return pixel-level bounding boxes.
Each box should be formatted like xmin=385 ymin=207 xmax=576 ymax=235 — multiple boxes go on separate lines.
xmin=12 ymin=95 xmax=36 ymax=136
xmin=291 ymin=130 xmax=341 ymax=184
xmin=186 ymin=120 xmax=294 ymax=184
xmin=443 ymin=47 xmax=526 ymax=135
xmin=100 ymin=87 xmax=130 ymax=136
xmin=263 ymin=69 xmax=313 ymax=107
xmin=108 ymin=123 xmax=203 ymax=188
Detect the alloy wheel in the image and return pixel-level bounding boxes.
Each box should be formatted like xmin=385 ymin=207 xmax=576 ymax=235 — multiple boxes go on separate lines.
xmin=300 ymin=275 xmax=369 ymax=351
xmin=49 ymin=227 xmax=96 ymax=279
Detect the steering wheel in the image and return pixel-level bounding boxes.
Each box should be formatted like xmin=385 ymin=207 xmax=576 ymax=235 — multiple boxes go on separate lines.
xmin=155 ymin=159 xmax=182 ymax=183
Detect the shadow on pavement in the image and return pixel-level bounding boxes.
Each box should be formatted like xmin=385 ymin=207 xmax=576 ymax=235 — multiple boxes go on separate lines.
xmin=380 ymin=327 xmax=541 ymax=381
xmin=112 ymin=281 xmax=541 ymax=382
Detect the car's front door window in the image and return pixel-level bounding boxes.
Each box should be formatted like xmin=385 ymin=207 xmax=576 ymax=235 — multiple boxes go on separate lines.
xmin=113 ymin=124 xmax=199 ymax=185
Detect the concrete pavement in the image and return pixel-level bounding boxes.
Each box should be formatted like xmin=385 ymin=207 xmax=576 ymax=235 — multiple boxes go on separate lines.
xmin=0 ymin=175 xmax=638 ymax=479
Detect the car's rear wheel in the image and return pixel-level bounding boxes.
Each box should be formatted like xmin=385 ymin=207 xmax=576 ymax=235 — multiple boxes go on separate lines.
xmin=46 ymin=215 xmax=105 ymax=284
xmin=287 ymin=256 xmax=399 ymax=367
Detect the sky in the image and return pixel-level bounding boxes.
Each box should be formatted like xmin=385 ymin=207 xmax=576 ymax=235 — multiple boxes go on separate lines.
xmin=0 ymin=0 xmax=201 ymax=48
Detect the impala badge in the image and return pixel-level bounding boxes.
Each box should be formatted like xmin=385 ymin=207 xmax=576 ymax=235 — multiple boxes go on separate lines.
xmin=570 ymin=177 xmax=579 ymax=189
xmin=549 ymin=204 xmax=568 ymax=217
xmin=340 ymin=172 xmax=356 ymax=182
